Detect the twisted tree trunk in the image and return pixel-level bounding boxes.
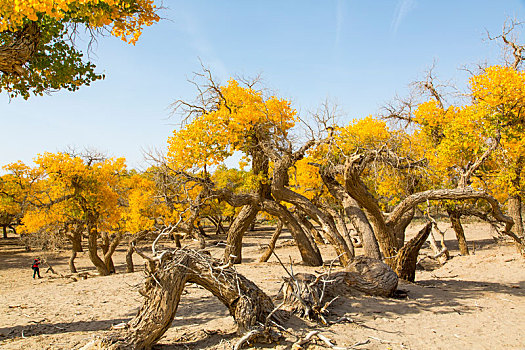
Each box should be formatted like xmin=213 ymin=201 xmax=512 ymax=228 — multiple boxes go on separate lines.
xmin=262 ymin=199 xmax=323 ymax=266
xmin=103 ymin=249 xmax=284 ymax=349
xmin=295 ymin=211 xmax=326 ymax=245
xmin=272 ymin=156 xmax=353 ymax=266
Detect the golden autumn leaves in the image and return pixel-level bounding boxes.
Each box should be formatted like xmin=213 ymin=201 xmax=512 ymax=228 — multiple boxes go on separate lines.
xmin=167 ymin=79 xmax=298 ymax=170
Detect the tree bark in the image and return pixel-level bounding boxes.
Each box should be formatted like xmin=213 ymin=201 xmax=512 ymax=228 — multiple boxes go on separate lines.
xmin=103 ymin=233 xmax=123 ymax=274
xmin=343 ymin=157 xmax=399 ymax=262
xmin=101 ymin=232 xmax=117 ymax=274
xmin=2 ymin=226 xmax=7 ymax=239
xmin=103 ymin=249 xmax=284 ymax=349
xmin=393 ymin=223 xmax=432 ymax=281
xmin=447 ymin=209 xmax=469 ymax=255
xmin=272 ymin=156 xmax=352 ymax=266
xmin=260 ymin=220 xmax=283 ymax=262
xmin=224 ymin=204 xmax=259 ymax=264
xmin=0 ymin=22 xmax=41 ymax=76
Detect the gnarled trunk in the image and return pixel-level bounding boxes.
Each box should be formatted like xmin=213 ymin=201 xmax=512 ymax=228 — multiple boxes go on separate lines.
xmin=323 ymin=206 xmax=355 ymax=259
xmin=295 ymin=211 xmax=325 ymax=245
xmin=101 ymin=232 xmax=117 ymax=274
xmin=103 ymin=249 xmax=284 ymax=349
xmin=343 ymin=157 xmax=399 ymax=262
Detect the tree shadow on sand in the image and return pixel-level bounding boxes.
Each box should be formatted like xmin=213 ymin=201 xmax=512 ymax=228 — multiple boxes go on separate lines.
xmin=0 ymin=318 xmax=130 ymax=340
xmin=333 ymin=277 xmax=525 ymax=322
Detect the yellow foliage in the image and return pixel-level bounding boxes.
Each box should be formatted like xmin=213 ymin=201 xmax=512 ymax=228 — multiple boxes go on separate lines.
xmin=167 ymin=79 xmax=297 ymax=170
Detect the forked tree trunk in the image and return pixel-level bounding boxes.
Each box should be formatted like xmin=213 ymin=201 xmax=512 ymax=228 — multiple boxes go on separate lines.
xmin=272 ymin=155 xmax=353 ymax=266
xmin=224 ymin=204 xmax=259 ymax=264
xmin=447 ymin=209 xmax=469 ymax=255
xmin=101 ymin=232 xmax=119 ymax=274
xmin=260 ymin=220 xmax=283 ymax=262
xmin=103 ymin=249 xmax=284 ymax=349
xmin=393 ymin=223 xmax=432 ymax=281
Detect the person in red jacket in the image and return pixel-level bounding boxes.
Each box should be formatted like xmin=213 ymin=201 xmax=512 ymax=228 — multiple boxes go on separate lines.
xmin=32 ymin=258 xmax=41 ymax=279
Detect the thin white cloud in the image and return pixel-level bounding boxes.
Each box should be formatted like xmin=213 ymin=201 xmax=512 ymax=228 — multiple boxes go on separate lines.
xmin=177 ymin=9 xmax=229 ymax=79
xmin=391 ymin=0 xmax=417 ymax=34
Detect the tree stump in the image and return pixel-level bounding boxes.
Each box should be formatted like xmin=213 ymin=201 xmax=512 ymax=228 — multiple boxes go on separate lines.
xmin=393 ymin=222 xmax=432 ymax=281
xmin=281 ymin=256 xmax=398 ymax=322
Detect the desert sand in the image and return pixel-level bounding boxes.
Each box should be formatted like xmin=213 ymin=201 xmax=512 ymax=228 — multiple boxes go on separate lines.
xmin=1 ymin=222 xmax=524 ymax=350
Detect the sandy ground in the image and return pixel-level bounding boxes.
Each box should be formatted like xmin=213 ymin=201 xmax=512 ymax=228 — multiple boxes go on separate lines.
xmin=0 ymin=222 xmax=524 ymax=350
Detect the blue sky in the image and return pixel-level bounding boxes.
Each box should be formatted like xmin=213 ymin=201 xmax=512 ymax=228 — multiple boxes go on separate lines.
xmin=1 ymin=1 xmax=524 ymax=170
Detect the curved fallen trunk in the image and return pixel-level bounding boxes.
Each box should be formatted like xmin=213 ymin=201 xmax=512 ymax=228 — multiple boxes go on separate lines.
xmin=102 ymin=248 xmax=285 ymax=349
